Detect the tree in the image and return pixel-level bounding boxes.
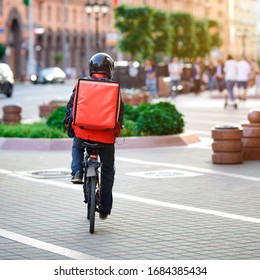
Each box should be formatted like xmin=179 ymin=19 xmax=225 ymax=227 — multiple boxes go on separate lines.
xmin=151 ymin=10 xmax=171 ymax=60
xmin=207 ymin=19 xmax=222 ymax=50
xmin=114 ymin=5 xmax=223 ymax=61
xmin=114 ymin=5 xmax=154 ymax=61
xmin=168 ymin=12 xmax=198 ymax=58
xmin=195 ymin=19 xmax=211 ymax=57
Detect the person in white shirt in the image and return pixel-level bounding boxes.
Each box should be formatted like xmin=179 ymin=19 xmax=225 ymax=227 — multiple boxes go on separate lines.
xmin=236 ymin=56 xmax=251 ymax=100
xmin=168 ymin=56 xmax=183 ymax=97
xmin=224 ymin=54 xmax=238 ymax=109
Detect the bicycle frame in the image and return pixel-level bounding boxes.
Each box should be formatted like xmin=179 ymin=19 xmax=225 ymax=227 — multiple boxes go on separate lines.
xmin=82 ymin=141 xmax=103 ymax=234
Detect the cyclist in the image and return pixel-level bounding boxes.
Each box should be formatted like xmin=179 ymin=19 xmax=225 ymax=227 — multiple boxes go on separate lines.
xmin=63 ymin=52 xmax=124 ymax=220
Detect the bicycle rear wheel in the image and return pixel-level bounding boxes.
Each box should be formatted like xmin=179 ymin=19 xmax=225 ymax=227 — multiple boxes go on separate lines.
xmin=88 ymin=176 xmax=96 ymax=234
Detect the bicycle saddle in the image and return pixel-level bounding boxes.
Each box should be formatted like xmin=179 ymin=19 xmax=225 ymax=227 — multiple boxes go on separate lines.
xmin=82 ymin=141 xmax=104 ymax=149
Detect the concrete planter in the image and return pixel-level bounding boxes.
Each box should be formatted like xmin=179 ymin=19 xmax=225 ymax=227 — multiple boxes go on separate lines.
xmin=211 ymin=125 xmax=243 ymax=164
xmin=242 ymin=108 xmax=260 ymax=160
xmin=39 ymin=101 xmax=67 ymax=118
xmin=2 ymin=105 xmax=22 ymax=125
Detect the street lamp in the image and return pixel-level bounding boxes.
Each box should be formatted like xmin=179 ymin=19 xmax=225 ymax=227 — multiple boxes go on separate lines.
xmin=85 ymin=1 xmax=109 ymax=53
xmin=237 ymin=28 xmax=248 ymax=57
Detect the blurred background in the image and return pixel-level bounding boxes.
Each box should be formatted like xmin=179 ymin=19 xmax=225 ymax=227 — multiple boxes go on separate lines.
xmin=0 ymin=0 xmax=259 ymax=88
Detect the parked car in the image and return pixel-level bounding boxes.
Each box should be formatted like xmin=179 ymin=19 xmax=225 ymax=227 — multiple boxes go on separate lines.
xmin=0 ymin=63 xmax=14 ymax=98
xmin=30 ymin=67 xmax=66 ymax=84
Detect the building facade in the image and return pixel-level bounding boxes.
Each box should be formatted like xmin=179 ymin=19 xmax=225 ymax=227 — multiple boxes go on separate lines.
xmin=0 ymin=0 xmax=259 ymax=80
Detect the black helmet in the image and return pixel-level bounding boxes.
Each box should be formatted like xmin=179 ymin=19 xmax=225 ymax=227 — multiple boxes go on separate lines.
xmin=89 ymin=52 xmax=114 ymax=79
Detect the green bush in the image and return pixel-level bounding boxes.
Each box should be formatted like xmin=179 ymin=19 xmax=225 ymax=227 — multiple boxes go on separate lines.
xmin=123 ymin=102 xmax=184 ymax=136
xmin=123 ymin=103 xmax=139 ymax=121
xmin=0 ymin=102 xmax=185 ymax=138
xmin=46 ymin=106 xmax=67 ymax=131
xmin=120 ymin=119 xmax=137 ymax=137
xmin=0 ymin=123 xmax=66 ymax=138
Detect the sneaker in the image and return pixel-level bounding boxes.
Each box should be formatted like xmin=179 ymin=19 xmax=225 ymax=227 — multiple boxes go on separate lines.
xmin=99 ymin=212 xmax=108 ymax=220
xmin=71 ymin=171 xmax=83 ymax=184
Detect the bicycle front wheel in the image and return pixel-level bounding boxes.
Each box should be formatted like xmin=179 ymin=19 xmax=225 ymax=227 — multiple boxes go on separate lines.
xmin=89 ymin=176 xmax=96 ymax=234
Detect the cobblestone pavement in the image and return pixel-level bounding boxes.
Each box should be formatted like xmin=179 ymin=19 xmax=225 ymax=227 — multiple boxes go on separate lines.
xmin=1 ymin=90 xmax=260 ymax=260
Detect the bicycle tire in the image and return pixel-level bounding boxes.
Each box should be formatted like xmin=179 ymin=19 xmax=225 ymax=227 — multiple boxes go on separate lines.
xmin=89 ymin=176 xmax=96 ymax=234
xmin=84 ymin=177 xmax=90 ymax=220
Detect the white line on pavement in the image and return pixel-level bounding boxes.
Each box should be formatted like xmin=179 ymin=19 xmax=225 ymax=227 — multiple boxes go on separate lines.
xmin=2 ymin=168 xmax=260 ymax=224
xmin=116 ymin=157 xmax=260 ymax=183
xmin=0 ymin=228 xmax=100 ymax=260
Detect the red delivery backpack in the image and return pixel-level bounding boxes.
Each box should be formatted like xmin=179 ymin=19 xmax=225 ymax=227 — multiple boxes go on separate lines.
xmin=72 ymin=78 xmax=120 ymax=130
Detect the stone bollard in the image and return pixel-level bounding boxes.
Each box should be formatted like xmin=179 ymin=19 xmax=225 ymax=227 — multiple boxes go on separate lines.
xmin=2 ymin=105 xmax=22 ymax=124
xmin=158 ymin=77 xmax=170 ymax=97
xmin=211 ymin=125 xmax=243 ymax=164
xmin=241 ymin=108 xmax=260 ymax=160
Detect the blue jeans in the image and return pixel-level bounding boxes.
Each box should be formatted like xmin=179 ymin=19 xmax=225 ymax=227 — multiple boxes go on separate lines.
xmin=226 ymin=80 xmax=235 ymax=101
xmin=145 ymin=78 xmax=158 ymax=97
xmin=208 ymin=76 xmax=215 ymax=93
xmin=71 ymin=136 xmax=115 ymax=214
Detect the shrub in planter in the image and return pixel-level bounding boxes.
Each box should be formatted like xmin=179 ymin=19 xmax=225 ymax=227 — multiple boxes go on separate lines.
xmin=46 ymin=106 xmax=67 ymax=131
xmin=135 ymin=102 xmax=184 ymax=136
xmin=0 ymin=123 xmax=66 ymax=138
xmin=124 ymin=103 xmax=139 ymax=121
xmin=120 ymin=119 xmax=137 ymax=137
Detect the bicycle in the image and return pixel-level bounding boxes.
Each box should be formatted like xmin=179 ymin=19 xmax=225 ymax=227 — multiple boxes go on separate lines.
xmin=82 ymin=141 xmax=104 ymax=234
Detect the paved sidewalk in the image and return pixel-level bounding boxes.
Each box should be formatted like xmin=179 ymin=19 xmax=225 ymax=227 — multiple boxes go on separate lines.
xmin=1 ymin=141 xmax=260 ymax=260
xmin=1 ymin=88 xmax=260 ymax=260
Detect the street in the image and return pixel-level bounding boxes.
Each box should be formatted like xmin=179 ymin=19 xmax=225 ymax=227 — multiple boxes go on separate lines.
xmin=0 ymin=81 xmax=75 ymax=122
xmin=1 ymin=83 xmax=260 ymax=265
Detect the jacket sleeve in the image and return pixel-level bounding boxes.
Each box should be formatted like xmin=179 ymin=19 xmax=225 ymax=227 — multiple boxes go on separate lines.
xmin=63 ymin=87 xmax=76 ymax=125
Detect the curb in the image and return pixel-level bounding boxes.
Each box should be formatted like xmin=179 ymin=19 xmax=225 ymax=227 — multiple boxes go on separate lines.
xmin=0 ymin=131 xmax=200 ymax=151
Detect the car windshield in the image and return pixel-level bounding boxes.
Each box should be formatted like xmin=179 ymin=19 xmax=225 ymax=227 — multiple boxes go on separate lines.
xmin=39 ymin=67 xmax=65 ymax=76
xmin=39 ymin=68 xmax=55 ymax=75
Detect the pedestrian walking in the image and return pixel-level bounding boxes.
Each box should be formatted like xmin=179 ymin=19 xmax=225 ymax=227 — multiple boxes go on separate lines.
xmin=236 ymin=56 xmax=251 ymax=101
xmin=205 ymin=60 xmax=216 ymax=96
xmin=224 ymin=54 xmax=238 ymax=109
xmin=168 ymin=56 xmax=183 ymax=97
xmin=251 ymin=59 xmax=260 ymax=95
xmin=144 ymin=58 xmax=158 ymax=99
xmin=192 ymin=58 xmax=202 ymax=95
xmin=255 ymin=68 xmax=260 ymax=95
xmin=216 ymin=59 xmax=225 ymax=94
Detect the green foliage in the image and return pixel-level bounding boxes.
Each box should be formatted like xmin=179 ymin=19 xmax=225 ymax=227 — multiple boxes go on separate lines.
xmin=0 ymin=103 xmax=184 ymax=138
xmin=120 ymin=119 xmax=137 ymax=137
xmin=0 ymin=122 xmax=66 ymax=138
xmin=152 ymin=10 xmax=171 ymax=57
xmin=114 ymin=5 xmax=154 ymax=60
xmin=114 ymin=5 xmax=223 ymax=61
xmin=207 ymin=19 xmax=222 ymax=49
xmin=46 ymin=106 xmax=67 ymax=131
xmin=0 ymin=44 xmax=6 ymax=60
xmin=23 ymin=0 xmax=30 ymax=6
xmin=168 ymin=12 xmax=198 ymax=58
xmin=123 ymin=102 xmax=184 ymax=136
xmin=123 ymin=103 xmax=139 ymax=121
xmin=136 ymin=102 xmax=184 ymax=136
xmin=195 ymin=19 xmax=210 ymax=57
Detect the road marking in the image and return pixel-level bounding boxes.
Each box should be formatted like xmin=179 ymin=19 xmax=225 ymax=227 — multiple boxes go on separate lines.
xmin=0 ymin=228 xmax=100 ymax=260
xmin=1 ymin=168 xmax=260 ymax=224
xmin=116 ymin=157 xmax=260 ymax=182
xmin=114 ymin=193 xmax=260 ymax=224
